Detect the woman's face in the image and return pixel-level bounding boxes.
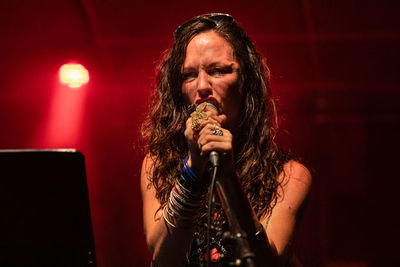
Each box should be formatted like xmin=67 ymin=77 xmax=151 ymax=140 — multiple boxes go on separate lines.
xmin=181 ymin=31 xmax=242 ymax=129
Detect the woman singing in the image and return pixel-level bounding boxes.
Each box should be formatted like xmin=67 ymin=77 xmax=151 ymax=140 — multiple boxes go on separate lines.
xmin=141 ymin=13 xmax=311 ymax=266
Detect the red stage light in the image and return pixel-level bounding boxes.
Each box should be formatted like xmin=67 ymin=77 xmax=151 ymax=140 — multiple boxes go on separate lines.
xmin=59 ymin=63 xmax=89 ymax=88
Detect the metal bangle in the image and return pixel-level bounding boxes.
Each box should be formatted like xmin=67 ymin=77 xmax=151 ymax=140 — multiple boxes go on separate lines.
xmin=162 ymin=206 xmax=177 ymax=228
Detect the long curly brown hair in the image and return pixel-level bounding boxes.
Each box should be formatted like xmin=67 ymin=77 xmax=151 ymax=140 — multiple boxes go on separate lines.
xmin=141 ymin=14 xmax=290 ymax=219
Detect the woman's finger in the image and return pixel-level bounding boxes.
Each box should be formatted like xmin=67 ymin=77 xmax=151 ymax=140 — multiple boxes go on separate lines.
xmin=197 ymin=128 xmax=232 ymax=154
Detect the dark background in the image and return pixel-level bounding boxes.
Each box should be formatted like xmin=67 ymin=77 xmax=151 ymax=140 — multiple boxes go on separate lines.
xmin=1 ymin=0 xmax=399 ymax=266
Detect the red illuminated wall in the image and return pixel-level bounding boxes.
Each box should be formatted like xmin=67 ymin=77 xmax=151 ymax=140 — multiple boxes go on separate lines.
xmin=0 ymin=1 xmax=399 ymax=266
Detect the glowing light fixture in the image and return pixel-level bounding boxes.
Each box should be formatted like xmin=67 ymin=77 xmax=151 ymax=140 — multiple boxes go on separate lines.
xmin=59 ymin=63 xmax=89 ymax=88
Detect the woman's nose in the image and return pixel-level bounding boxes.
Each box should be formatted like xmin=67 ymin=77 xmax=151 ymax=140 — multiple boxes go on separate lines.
xmin=196 ymin=71 xmax=212 ymax=97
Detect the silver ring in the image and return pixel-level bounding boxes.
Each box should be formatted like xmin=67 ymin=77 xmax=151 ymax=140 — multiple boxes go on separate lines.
xmin=213 ymin=129 xmax=223 ymax=136
xmin=211 ymin=124 xmax=219 ymax=131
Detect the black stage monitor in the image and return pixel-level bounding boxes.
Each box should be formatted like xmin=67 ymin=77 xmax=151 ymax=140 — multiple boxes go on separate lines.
xmin=0 ymin=149 xmax=96 ymax=265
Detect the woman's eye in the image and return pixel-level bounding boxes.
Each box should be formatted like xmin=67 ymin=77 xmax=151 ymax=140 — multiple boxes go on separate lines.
xmin=210 ymin=67 xmax=232 ymax=76
xmin=182 ymin=72 xmax=197 ymax=80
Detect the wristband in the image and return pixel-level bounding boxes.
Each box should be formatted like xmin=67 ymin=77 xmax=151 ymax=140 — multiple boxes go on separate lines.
xmin=181 ymin=155 xmax=198 ymax=183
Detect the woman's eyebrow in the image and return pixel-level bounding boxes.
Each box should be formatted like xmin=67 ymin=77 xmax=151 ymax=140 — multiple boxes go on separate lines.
xmin=181 ymin=67 xmax=196 ymax=72
xmin=182 ymin=62 xmax=235 ymax=72
xmin=207 ymin=62 xmax=235 ymax=68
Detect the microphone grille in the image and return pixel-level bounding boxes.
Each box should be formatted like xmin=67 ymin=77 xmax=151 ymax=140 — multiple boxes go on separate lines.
xmin=205 ymin=102 xmax=218 ymax=111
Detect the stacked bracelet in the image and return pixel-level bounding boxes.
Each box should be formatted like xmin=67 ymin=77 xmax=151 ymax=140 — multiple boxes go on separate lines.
xmin=163 ymin=181 xmax=204 ymax=229
xmin=162 ymin=156 xmax=207 ymax=229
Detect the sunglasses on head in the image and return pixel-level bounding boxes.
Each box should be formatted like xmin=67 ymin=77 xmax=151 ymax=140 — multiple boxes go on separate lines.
xmin=174 ymin=13 xmax=235 ymax=40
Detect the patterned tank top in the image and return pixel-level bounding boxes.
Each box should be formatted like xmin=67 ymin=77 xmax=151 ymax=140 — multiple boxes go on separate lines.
xmin=179 ymin=199 xmax=233 ymax=266
xmin=179 ymin=197 xmax=275 ymax=267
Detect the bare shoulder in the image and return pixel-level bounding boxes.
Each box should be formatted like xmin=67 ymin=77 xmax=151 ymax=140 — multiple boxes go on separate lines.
xmin=281 ymin=160 xmax=312 ymax=188
xmin=140 ymin=154 xmax=155 ymax=193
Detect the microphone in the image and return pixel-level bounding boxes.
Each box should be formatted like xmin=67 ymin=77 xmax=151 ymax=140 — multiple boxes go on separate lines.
xmin=204 ymin=102 xmax=220 ymax=168
xmin=204 ymin=102 xmax=218 ymax=112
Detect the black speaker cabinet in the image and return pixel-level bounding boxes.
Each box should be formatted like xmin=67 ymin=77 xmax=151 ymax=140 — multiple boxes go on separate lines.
xmin=0 ymin=149 xmax=96 ymax=265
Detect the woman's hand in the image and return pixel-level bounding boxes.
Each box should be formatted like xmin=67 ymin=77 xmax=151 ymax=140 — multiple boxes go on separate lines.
xmin=184 ymin=104 xmax=231 ymax=176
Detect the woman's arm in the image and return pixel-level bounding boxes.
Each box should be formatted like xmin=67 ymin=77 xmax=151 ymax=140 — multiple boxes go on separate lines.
xmin=141 ymin=105 xmax=225 ymax=266
xmin=141 ymin=155 xmax=197 ymax=267
xmin=264 ymin=161 xmax=312 ymax=262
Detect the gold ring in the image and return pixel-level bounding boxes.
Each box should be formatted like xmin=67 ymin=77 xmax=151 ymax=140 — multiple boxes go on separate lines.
xmin=191 ymin=119 xmax=201 ymax=131
xmin=190 ymin=103 xmax=208 ymax=131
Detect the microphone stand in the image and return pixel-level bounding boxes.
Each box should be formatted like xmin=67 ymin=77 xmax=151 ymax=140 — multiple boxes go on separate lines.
xmin=215 ymin=179 xmax=257 ymax=267
xmin=209 ymin=152 xmax=257 ymax=267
